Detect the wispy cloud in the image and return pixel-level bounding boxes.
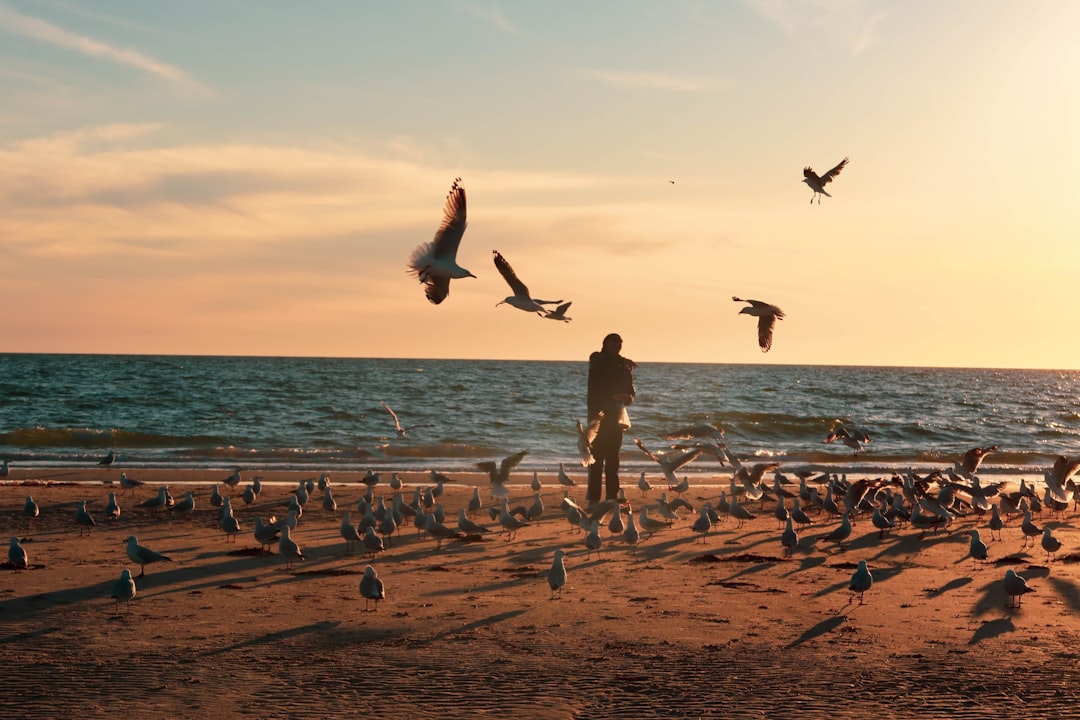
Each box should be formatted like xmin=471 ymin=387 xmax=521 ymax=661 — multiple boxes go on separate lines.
xmin=453 ymin=0 xmax=520 ymax=34
xmin=0 ymin=2 xmax=202 ymax=87
xmin=742 ymin=0 xmax=887 ymax=57
xmin=587 ymin=69 xmax=706 ymax=92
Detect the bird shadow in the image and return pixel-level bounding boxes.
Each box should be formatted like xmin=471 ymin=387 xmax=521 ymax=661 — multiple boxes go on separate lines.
xmin=412 ymin=609 xmax=529 ymax=646
xmin=202 ymin=620 xmax=343 ymax=656
xmin=969 ymin=617 xmax=1015 ymax=644
xmin=786 ymin=615 xmax=846 ymax=648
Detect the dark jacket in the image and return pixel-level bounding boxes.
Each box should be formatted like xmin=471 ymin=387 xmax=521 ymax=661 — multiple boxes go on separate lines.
xmin=587 ymin=351 xmax=636 ymax=421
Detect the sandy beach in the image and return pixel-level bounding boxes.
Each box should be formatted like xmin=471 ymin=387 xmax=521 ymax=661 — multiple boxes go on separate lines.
xmin=3 ymin=466 xmax=1080 ymax=719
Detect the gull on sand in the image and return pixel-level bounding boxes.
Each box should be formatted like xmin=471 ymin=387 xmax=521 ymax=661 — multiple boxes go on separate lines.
xmin=359 ymin=565 xmax=385 ymax=611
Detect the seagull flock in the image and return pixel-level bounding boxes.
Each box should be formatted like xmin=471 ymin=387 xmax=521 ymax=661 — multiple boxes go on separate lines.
xmin=6 ymin=446 xmax=1076 ymax=621
xmin=406 ymin=167 xmax=854 ymax=351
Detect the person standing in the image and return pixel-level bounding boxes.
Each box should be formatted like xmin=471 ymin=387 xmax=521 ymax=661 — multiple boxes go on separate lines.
xmin=586 ymin=333 xmax=637 ymax=507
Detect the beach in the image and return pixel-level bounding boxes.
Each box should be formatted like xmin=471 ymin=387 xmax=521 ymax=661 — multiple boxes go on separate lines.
xmin=3 ymin=467 xmax=1080 ymax=719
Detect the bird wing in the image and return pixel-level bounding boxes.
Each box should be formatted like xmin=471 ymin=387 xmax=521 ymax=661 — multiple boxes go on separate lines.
xmin=802 ymin=167 xmax=821 ymax=185
xmin=423 ymin=275 xmax=451 ymax=305
xmin=380 ymin=402 xmax=403 ymax=432
xmin=819 ymin=157 xmax=849 ymax=185
xmin=492 ymin=250 xmax=530 ymax=298
xmin=498 ymin=450 xmax=529 ymax=479
xmin=431 ymin=178 xmax=467 ymax=260
xmin=633 ymin=438 xmax=661 ymax=464
xmin=553 ymin=301 xmax=571 ymax=315
xmin=757 ymin=314 xmax=778 ymax=352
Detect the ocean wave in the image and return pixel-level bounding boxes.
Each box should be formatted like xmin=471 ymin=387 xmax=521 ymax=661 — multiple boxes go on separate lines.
xmin=0 ymin=425 xmax=224 ymax=450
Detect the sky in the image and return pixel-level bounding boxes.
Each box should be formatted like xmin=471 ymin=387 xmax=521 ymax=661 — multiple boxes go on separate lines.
xmin=1 ymin=1 xmax=1078 ymax=369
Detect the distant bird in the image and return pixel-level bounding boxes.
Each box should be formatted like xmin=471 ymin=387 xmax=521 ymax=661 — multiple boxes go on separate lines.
xmin=690 ymin=507 xmax=712 ymax=544
xmin=97 ymin=451 xmax=115 ymax=467
xmin=110 ymin=569 xmax=137 ymax=614
xmin=363 ymin=526 xmax=385 ymax=560
xmin=987 ymin=506 xmax=1004 ymax=541
xmin=380 ymin=401 xmax=427 ymax=438
xmin=637 ymin=472 xmax=652 ymax=496
xmin=220 ymin=497 xmax=240 ymax=543
xmin=848 ymin=560 xmax=873 ymax=604
xmin=125 ymin=536 xmax=172 ymax=578
xmin=576 ymin=418 xmax=598 ymax=466
xmin=530 ymin=471 xmax=542 ymax=493
xmin=558 ymin=462 xmax=578 ymax=488
xmin=638 ymin=506 xmax=672 ymax=538
xmin=1021 ymin=511 xmax=1041 ymax=548
xmin=1003 ymin=569 xmax=1035 ymax=608
xmin=359 ymin=565 xmax=385 ymax=611
xmin=467 ymin=487 xmax=483 ymax=517
xmin=622 ymin=508 xmax=640 ymax=550
xmin=340 ymin=512 xmax=362 ymax=551
xmin=278 ymin=525 xmax=306 ymax=569
xmin=802 ymin=156 xmax=849 ymax=204
xmin=959 ymin=445 xmax=999 ymax=478
xmin=825 ymin=425 xmax=871 ymax=456
xmin=732 ymin=297 xmax=785 ymax=353
xmin=498 ymin=499 xmax=529 ymax=541
xmin=209 ymin=484 xmax=224 ymax=508
xmin=1041 ymin=527 xmax=1063 ymax=562
xmin=457 ymin=508 xmax=489 ymax=536
xmin=23 ymin=496 xmax=39 ymax=529
xmin=822 ymin=513 xmax=853 ymax=550
xmin=322 ymin=487 xmax=337 ymax=513
xmin=969 ymin=529 xmax=989 ymax=568
xmin=8 ymin=536 xmax=28 ymax=569
xmin=425 ymin=513 xmax=464 ymax=550
xmin=118 ymin=471 xmax=143 ymax=495
xmin=664 ymin=423 xmax=725 ymax=445
xmin=408 ymin=177 xmax=475 ymax=304
xmin=223 ymin=468 xmax=242 ymax=490
xmin=584 ymin=520 xmax=603 ymax=560
xmin=547 ymin=548 xmax=567 ymax=599
xmin=75 ymin=500 xmax=96 ymax=536
xmin=492 ymin=250 xmax=563 ymax=315
xmin=633 ymin=438 xmax=702 ymax=485
xmin=543 ymin=301 xmax=573 ymax=323
xmin=254 ymin=515 xmax=281 ymax=551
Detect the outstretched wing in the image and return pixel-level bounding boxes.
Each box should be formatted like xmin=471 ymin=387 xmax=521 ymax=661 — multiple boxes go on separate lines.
xmin=802 ymin=167 xmax=821 ymax=184
xmin=757 ymin=314 xmax=778 ymax=352
xmin=819 ymin=157 xmax=848 ymax=185
xmin=424 ymin=276 xmax=451 ymax=305
xmin=380 ymin=402 xmax=402 ymax=433
xmin=432 ymin=178 xmax=467 ymax=260
xmin=633 ymin=438 xmax=661 ymax=464
xmin=499 ymin=449 xmax=529 ymax=479
xmin=492 ymin=250 xmax=530 ymax=298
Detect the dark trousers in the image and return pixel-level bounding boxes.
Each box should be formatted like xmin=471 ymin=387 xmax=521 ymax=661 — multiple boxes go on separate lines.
xmin=587 ymin=418 xmax=623 ymax=504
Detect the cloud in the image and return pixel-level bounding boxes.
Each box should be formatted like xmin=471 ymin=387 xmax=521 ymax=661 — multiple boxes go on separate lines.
xmin=587 ymin=69 xmax=707 ymax=92
xmin=453 ymin=0 xmax=520 ymax=34
xmin=742 ymin=0 xmax=887 ymax=57
xmin=0 ymin=2 xmax=202 ymax=87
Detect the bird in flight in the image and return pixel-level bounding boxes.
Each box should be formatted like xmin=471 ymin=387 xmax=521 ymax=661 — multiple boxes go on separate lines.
xmin=408 ymin=177 xmax=475 ymax=304
xmin=380 ymin=401 xmax=427 ymax=438
xmin=732 ymin=296 xmax=785 ymax=353
xmin=543 ymin=301 xmax=573 ymax=323
xmin=492 ymin=250 xmax=564 ymax=315
xmin=802 ymin=157 xmax=848 ymax=204
xmin=825 ymin=425 xmax=871 ymax=456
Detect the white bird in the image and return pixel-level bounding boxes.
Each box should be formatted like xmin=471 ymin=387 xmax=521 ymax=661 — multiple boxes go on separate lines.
xmin=118 ymin=471 xmax=143 ymax=495
xmin=638 ymin=506 xmax=672 ymax=538
xmin=848 ymin=559 xmax=873 ymax=604
xmin=478 ymin=450 xmax=528 ymax=498
xmin=633 ymin=438 xmax=702 ymax=485
xmin=8 ymin=536 xmax=28 ymax=569
xmin=576 ymin=419 xmax=598 ymax=467
xmin=825 ymin=425 xmax=871 ymax=456
xmin=110 ymin=569 xmax=136 ymax=614
xmin=1042 ymin=527 xmax=1063 ymax=562
xmin=138 ymin=486 xmax=169 ymax=512
xmin=1003 ymin=569 xmax=1035 ymax=608
xmin=279 ymin=526 xmax=306 ymax=569
xmin=637 ymin=472 xmax=652 ymax=496
xmin=988 ymin=505 xmax=1004 ymax=541
xmin=558 ymin=462 xmax=578 ymax=488
xmin=380 ymin=401 xmax=428 ymax=438
xmin=408 ymin=177 xmax=475 ymax=305
xmin=359 ymin=565 xmax=385 ymax=611
xmin=220 ymin=497 xmax=240 ymax=543
xmin=125 ymin=536 xmax=172 ymax=578
xmin=340 ymin=512 xmax=362 ymax=551
xmin=732 ymin=296 xmax=785 ymax=353
xmin=543 ymin=301 xmax=573 ymax=322
xmin=802 ymin=156 xmax=849 ymax=204
xmin=75 ymin=500 xmax=96 ymax=536
xmin=530 ymin=471 xmax=542 ymax=493
xmin=23 ymin=496 xmax=39 ymax=528
xmin=492 ymin=250 xmax=563 ymax=315
xmin=547 ymin=548 xmax=567 ymax=599
xmin=254 ymin=516 xmax=281 ymax=551
xmin=607 ymin=503 xmax=625 ymax=537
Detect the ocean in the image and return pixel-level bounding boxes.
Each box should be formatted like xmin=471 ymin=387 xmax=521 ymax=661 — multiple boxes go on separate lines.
xmin=0 ymin=354 xmax=1077 ymax=477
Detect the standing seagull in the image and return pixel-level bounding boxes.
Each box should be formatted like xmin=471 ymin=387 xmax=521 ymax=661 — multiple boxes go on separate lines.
xmin=547 ymin=548 xmax=567 ymax=599
xmin=848 ymin=559 xmax=873 ymax=604
xmin=802 ymin=156 xmax=849 ymax=204
xmin=124 ymin=536 xmax=173 ymax=578
xmin=408 ymin=177 xmax=475 ymax=304
xmin=110 ymin=569 xmax=137 ymax=614
xmin=492 ymin=250 xmax=563 ymax=315
xmin=732 ymin=297 xmax=785 ymax=353
xmin=1003 ymin=569 xmax=1035 ymax=608
xmin=359 ymin=565 xmax=385 ymax=611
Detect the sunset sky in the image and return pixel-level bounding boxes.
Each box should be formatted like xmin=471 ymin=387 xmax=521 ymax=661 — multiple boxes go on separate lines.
xmin=1 ymin=1 xmax=1077 ymax=368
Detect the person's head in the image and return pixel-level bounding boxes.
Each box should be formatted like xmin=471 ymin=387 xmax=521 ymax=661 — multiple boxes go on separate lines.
xmin=601 ymin=333 xmax=623 ymax=354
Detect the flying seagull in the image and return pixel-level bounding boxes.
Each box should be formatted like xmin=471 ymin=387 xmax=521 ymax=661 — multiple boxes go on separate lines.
xmin=492 ymin=250 xmax=563 ymax=315
xmin=543 ymin=301 xmax=573 ymax=323
xmin=802 ymin=156 xmax=848 ymax=204
xmin=732 ymin=296 xmax=785 ymax=353
xmin=379 ymin=401 xmax=427 ymax=438
xmin=407 ymin=177 xmax=475 ymax=304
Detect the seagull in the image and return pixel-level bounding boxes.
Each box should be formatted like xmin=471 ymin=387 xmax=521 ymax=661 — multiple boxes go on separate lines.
xmin=988 ymin=506 xmax=1004 ymax=541
xmin=848 ymin=560 xmax=873 ymax=604
xmin=254 ymin=516 xmax=281 ymax=551
xmin=322 ymin=487 xmax=337 ymax=513
xmin=1041 ymin=527 xmax=1063 ymax=562
xmin=425 ymin=513 xmax=464 ymax=550
xmin=118 ymin=471 xmax=143 ymax=495
xmin=802 ymin=156 xmax=849 ymax=204
xmin=457 ymin=508 xmax=490 ymax=535
xmin=492 ymin=250 xmax=563 ymax=315
xmin=363 ymin=526 xmax=385 ymax=559
xmin=220 ymin=497 xmax=240 ymax=543
xmin=732 ymin=296 xmax=785 ymax=353
xmin=780 ymin=516 xmax=799 ymax=556
xmin=584 ymin=520 xmax=603 ymax=560
xmin=576 ymin=418 xmax=598 ymax=466
xmin=637 ymin=472 xmax=652 ymax=496
xmin=477 ymin=450 xmax=528 ymax=498
xmin=822 ymin=513 xmax=853 ymax=550
xmin=340 ymin=512 xmax=362 ymax=551
xmin=622 ymin=508 xmax=640 ymax=551
xmin=222 ymin=468 xmax=242 ymax=490
xmin=8 ymin=536 xmax=28 ymax=569
xmin=547 ymin=549 xmax=567 ymax=599
xmin=690 ymin=507 xmax=712 ymax=544
xmin=958 ymin=445 xmax=999 ymax=478
xmin=969 ymin=529 xmax=989 ymax=568
xmin=633 ymin=438 xmax=702 ymax=485
xmin=498 ymin=499 xmax=529 ymax=541
xmin=125 ymin=536 xmax=173 ymax=578
xmin=380 ymin=401 xmax=428 ymax=438
xmin=1021 ymin=511 xmax=1041 ymax=548
xmin=1003 ymin=569 xmax=1035 ymax=608
xmin=664 ymin=423 xmax=725 ymax=445
xmin=359 ymin=565 xmax=385 ymax=611
xmin=558 ymin=462 xmax=578 ymax=488
xmin=543 ymin=301 xmax=573 ymax=323
xmin=97 ymin=451 xmax=115 ymax=467
xmin=110 ymin=569 xmax=137 ymax=614
xmin=279 ymin=526 xmax=306 ymax=569
xmin=825 ymin=425 xmax=871 ymax=456
xmin=638 ymin=506 xmax=672 ymax=538
xmin=467 ymin=487 xmax=482 ymax=517
xmin=23 ymin=496 xmax=39 ymax=529
xmin=75 ymin=500 xmax=96 ymax=536
xmin=408 ymin=177 xmax=475 ymax=305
